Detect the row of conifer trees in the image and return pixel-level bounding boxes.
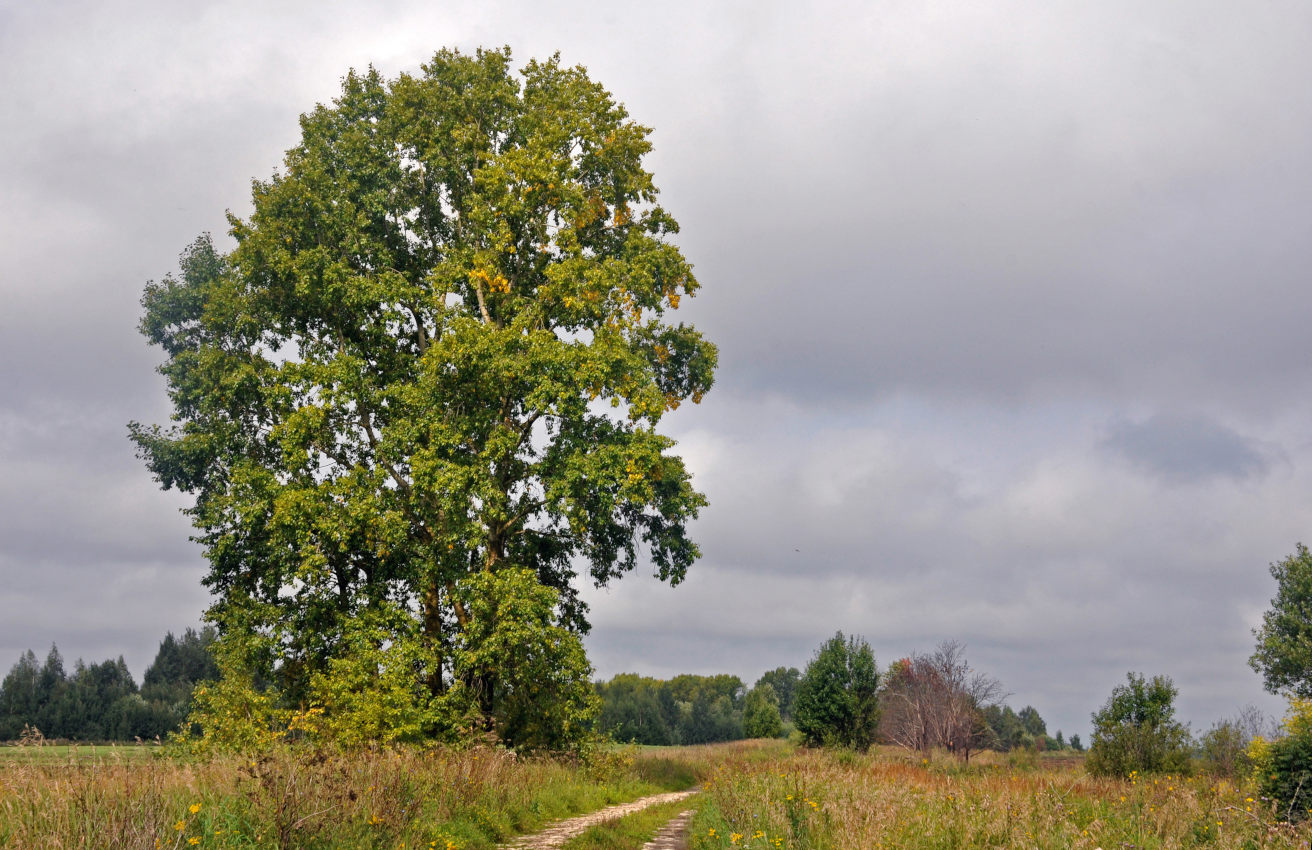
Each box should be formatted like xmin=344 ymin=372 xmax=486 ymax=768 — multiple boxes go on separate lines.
xmin=0 ymin=628 xmax=217 ymax=742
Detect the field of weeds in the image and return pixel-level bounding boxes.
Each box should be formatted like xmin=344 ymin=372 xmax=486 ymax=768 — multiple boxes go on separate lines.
xmin=0 ymin=741 xmax=716 ymax=849
xmin=690 ymin=746 xmax=1312 ymax=850
xmin=7 ymin=739 xmax=1308 ymax=850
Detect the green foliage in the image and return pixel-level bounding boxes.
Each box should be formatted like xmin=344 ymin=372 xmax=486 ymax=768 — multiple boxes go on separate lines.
xmin=140 ymin=626 xmax=220 ymax=735
xmin=1252 ymin=544 xmax=1312 ymax=698
xmin=742 ymin=683 xmax=783 ymax=739
xmin=982 ymin=705 xmax=1029 ymax=752
xmin=1018 ymin=705 xmax=1047 ymax=738
xmin=0 ymin=637 xmax=211 ymax=742
xmin=451 ymin=568 xmax=599 ymax=752
xmin=754 ymin=667 xmax=801 ymax=721
xmin=300 ymin=604 xmax=459 ymax=747
xmin=1251 ymin=699 xmax=1312 ymax=821
xmin=596 ymin=673 xmax=677 ymax=745
xmin=594 ymin=672 xmax=744 ymax=745
xmin=175 ymin=635 xmax=288 ymax=755
xmin=1199 ymin=719 xmax=1251 ymax=778
xmin=179 ymin=569 xmax=597 ymax=753
xmin=130 ymin=46 xmax=714 ymax=752
xmin=0 ymin=650 xmax=42 ymax=739
xmin=794 ymin=631 xmax=879 ymax=750
xmin=1086 ymin=672 xmax=1193 ymax=777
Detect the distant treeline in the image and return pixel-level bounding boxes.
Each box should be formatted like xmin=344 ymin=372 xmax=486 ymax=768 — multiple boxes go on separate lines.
xmin=3 ymin=629 xmax=1080 ymax=753
xmin=0 ymin=628 xmax=217 ymax=742
xmin=593 ymin=665 xmax=1081 ymax=752
xmin=594 ymin=670 xmax=797 ymax=745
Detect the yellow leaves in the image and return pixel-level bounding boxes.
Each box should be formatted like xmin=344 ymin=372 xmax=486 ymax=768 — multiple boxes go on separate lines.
xmin=573 ymin=192 xmax=608 ymax=229
xmin=470 ymin=267 xmax=510 ymax=294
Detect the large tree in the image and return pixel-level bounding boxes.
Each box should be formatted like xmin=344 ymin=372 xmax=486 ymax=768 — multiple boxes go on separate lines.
xmin=130 ymin=47 xmax=715 ymax=738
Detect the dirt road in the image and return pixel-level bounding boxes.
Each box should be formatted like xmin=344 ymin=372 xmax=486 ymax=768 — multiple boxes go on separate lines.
xmin=497 ymin=789 xmax=699 ymax=849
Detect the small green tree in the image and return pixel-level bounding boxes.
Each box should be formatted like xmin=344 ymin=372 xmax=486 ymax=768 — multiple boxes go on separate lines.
xmin=1252 ymin=544 xmax=1312 ymax=697
xmin=794 ymin=632 xmax=879 ymax=750
xmin=0 ymin=650 xmax=42 ymax=740
xmin=742 ymin=683 xmax=783 ymax=739
xmin=1086 ymin=672 xmax=1193 ymax=777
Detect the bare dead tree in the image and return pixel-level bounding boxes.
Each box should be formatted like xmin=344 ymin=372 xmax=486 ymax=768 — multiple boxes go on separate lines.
xmin=879 ymin=640 xmax=1007 ymax=763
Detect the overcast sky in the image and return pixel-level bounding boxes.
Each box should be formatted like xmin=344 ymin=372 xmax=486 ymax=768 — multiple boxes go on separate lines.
xmin=5 ymin=0 xmax=1312 ymax=739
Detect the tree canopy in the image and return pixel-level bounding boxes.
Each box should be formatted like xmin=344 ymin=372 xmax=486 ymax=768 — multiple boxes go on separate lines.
xmin=1086 ymin=672 xmax=1192 ymax=777
xmin=130 ymin=47 xmax=715 ymax=747
xmin=794 ymin=632 xmax=880 ymax=750
xmin=1251 ymin=543 xmax=1312 ymax=698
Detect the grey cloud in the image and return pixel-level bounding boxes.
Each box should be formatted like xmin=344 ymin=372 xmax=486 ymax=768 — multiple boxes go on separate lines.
xmin=4 ymin=0 xmax=1311 ymax=744
xmin=1102 ymin=414 xmax=1274 ymax=484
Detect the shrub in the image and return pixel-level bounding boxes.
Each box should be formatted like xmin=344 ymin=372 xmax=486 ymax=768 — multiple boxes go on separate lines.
xmin=1198 ymin=719 xmax=1251 ymax=778
xmin=1086 ymin=672 xmax=1192 ymax=777
xmin=1251 ymin=698 xmax=1312 ymax=821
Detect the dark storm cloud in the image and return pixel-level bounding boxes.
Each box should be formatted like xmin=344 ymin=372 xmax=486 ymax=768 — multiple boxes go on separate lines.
xmin=1103 ymin=414 xmax=1274 ymax=484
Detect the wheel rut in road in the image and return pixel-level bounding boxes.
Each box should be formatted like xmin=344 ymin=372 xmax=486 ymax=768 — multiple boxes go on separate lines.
xmin=497 ymin=789 xmax=699 ymax=849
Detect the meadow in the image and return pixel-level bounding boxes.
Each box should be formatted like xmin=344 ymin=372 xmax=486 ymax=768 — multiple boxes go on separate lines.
xmin=3 ymin=739 xmax=1310 ymax=849
xmin=0 ymin=742 xmax=707 ymax=849
xmin=690 ymin=745 xmax=1312 ymax=850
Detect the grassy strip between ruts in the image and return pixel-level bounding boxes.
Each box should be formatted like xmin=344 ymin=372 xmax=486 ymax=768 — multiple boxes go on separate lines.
xmin=559 ymin=797 xmax=698 ymax=850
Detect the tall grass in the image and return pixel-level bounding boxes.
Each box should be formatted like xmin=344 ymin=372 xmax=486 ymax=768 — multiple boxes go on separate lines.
xmin=0 ymin=743 xmax=703 ymax=849
xmin=689 ymin=746 xmax=1312 ymax=849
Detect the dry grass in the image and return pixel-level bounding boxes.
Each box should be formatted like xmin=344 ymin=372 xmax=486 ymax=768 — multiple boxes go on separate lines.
xmin=0 ymin=744 xmax=693 ymax=849
xmin=689 ymin=745 xmax=1312 ymax=849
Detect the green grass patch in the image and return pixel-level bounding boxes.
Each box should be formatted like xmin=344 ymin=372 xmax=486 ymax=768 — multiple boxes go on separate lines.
xmin=0 ymin=743 xmax=157 ymax=763
xmin=632 ymin=755 xmax=701 ymax=791
xmin=561 ymin=798 xmax=698 ymax=850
